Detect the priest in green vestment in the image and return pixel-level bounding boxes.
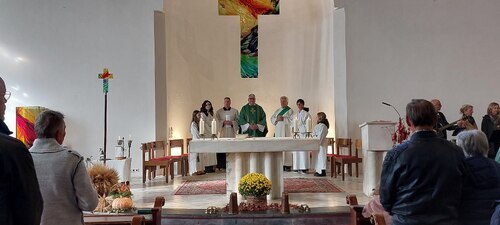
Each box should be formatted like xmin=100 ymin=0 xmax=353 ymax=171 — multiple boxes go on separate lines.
xmin=239 ymin=94 xmax=267 ymax=137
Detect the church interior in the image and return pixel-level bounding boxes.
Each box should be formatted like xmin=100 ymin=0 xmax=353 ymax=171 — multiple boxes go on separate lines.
xmin=2 ymin=0 xmax=500 ymax=224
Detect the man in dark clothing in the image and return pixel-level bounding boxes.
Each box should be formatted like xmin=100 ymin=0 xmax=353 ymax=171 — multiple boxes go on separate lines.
xmin=0 ymin=76 xmax=44 ymax=225
xmin=380 ymin=99 xmax=465 ymax=225
xmin=431 ymin=99 xmax=457 ymax=139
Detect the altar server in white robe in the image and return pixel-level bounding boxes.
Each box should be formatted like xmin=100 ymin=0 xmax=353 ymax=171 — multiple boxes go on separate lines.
xmin=215 ymin=97 xmax=239 ymax=169
xmin=189 ymin=110 xmax=205 ymax=175
xmin=199 ymin=100 xmax=217 ymax=172
xmin=312 ymin=112 xmax=329 ymax=177
xmin=271 ymin=96 xmax=294 ymax=171
xmin=292 ymin=99 xmax=311 ymax=174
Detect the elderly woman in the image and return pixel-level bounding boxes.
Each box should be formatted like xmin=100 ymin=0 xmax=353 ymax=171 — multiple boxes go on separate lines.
xmin=456 ymin=130 xmax=500 ymax=225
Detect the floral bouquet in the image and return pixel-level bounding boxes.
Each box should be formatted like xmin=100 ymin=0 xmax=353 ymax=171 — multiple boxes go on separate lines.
xmin=392 ymin=117 xmax=410 ymax=145
xmin=238 ymin=173 xmax=272 ymax=197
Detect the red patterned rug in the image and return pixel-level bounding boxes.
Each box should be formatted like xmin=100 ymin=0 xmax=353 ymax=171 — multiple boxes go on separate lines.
xmin=174 ymin=178 xmax=342 ymax=195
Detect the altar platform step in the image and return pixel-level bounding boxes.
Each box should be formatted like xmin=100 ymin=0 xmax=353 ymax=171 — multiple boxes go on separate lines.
xmin=160 ymin=207 xmax=350 ymax=225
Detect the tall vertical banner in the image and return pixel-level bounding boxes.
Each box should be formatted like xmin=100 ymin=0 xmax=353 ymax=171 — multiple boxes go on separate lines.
xmin=218 ymin=0 xmax=280 ymax=78
xmin=16 ymin=106 xmax=47 ymax=147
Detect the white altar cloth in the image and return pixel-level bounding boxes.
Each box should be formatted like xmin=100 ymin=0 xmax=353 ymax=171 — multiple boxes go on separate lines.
xmin=106 ymin=158 xmax=132 ymax=182
xmin=190 ymin=137 xmax=319 ymax=199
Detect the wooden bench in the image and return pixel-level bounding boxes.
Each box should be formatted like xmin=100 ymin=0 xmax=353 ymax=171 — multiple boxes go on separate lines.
xmin=346 ymin=194 xmax=387 ymax=225
xmin=84 ymin=196 xmax=164 ymax=225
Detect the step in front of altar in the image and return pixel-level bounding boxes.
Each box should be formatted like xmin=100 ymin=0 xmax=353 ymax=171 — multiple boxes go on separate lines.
xmin=160 ymin=206 xmax=350 ymax=225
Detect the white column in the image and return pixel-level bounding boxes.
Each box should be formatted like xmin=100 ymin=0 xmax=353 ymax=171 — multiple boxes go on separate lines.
xmin=249 ymin=152 xmax=258 ymax=172
xmin=234 ymin=152 xmax=243 ymax=195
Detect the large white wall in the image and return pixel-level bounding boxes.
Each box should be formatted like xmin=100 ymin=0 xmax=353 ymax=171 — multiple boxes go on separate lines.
xmin=344 ymin=0 xmax=500 ymax=139
xmin=0 ymin=0 xmax=163 ymax=170
xmin=164 ymin=0 xmax=336 ymax=139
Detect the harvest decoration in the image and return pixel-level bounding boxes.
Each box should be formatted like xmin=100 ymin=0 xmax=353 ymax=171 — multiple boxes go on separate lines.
xmin=238 ymin=172 xmax=272 ymax=197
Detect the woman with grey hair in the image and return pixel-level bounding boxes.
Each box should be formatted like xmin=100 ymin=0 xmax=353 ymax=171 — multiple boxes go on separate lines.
xmin=456 ymin=130 xmax=500 ymax=225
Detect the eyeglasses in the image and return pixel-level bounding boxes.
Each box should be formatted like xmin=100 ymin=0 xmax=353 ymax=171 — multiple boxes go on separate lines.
xmin=3 ymin=91 xmax=10 ymax=102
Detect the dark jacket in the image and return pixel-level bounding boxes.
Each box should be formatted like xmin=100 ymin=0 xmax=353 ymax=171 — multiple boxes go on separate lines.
xmin=459 ymin=156 xmax=500 ymax=225
xmin=481 ymin=115 xmax=500 ymax=158
xmin=0 ymin=121 xmax=43 ymax=225
xmin=380 ymin=131 xmax=465 ymax=225
xmin=435 ymin=112 xmax=456 ymax=139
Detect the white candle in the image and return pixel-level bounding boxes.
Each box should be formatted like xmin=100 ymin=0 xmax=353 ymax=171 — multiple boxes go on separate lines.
xmin=293 ymin=118 xmax=299 ymax=132
xmin=199 ymin=119 xmax=205 ymax=134
xmin=211 ymin=119 xmax=217 ymax=135
xmin=306 ymin=117 xmax=312 ymax=132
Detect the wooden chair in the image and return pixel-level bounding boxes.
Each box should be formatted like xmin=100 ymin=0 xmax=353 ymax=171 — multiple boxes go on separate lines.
xmin=184 ymin=138 xmax=192 ymax=175
xmin=167 ymin=139 xmax=188 ymax=178
xmin=325 ymin=138 xmax=336 ymax=177
xmin=142 ymin=141 xmax=170 ymax=183
xmin=334 ymin=138 xmax=363 ymax=181
xmin=346 ymin=194 xmax=371 ymax=225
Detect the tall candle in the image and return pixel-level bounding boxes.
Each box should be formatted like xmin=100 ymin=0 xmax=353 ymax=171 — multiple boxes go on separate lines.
xmin=293 ymin=118 xmax=299 ymax=132
xmin=211 ymin=119 xmax=217 ymax=135
xmin=199 ymin=119 xmax=205 ymax=134
xmin=306 ymin=117 xmax=312 ymax=132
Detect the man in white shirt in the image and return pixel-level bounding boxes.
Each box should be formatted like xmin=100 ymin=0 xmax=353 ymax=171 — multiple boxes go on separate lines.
xmin=271 ymin=96 xmax=294 ymax=171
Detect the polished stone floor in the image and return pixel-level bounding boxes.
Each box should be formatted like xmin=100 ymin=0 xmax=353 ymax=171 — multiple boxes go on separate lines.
xmin=130 ymin=169 xmax=371 ymax=210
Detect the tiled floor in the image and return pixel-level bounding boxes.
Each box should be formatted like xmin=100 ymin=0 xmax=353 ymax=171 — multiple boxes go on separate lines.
xmin=131 ymin=170 xmax=371 ymax=209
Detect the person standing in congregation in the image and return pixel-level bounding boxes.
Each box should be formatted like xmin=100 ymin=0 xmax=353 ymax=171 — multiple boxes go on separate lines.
xmin=312 ymin=112 xmax=329 ymax=177
xmin=380 ymin=99 xmax=465 ymax=225
xmin=292 ymin=99 xmax=311 ymax=174
xmin=199 ymin=100 xmax=217 ymax=173
xmin=189 ymin=110 xmax=206 ymax=175
xmin=431 ymin=99 xmax=456 ymax=139
xmin=481 ymin=102 xmax=500 ymax=159
xmin=239 ymin=94 xmax=267 ymax=137
xmin=215 ymin=97 xmax=239 ymax=170
xmin=0 ymin=76 xmax=43 ymax=225
xmin=30 ymin=110 xmax=98 ymax=225
xmin=271 ymin=96 xmax=294 ymax=172
xmin=455 ymin=130 xmax=500 ymax=225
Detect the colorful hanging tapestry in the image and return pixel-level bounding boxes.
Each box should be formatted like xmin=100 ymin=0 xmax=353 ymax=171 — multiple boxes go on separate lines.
xmin=218 ymin=0 xmax=280 ymax=78
xmin=16 ymin=106 xmax=47 ymax=148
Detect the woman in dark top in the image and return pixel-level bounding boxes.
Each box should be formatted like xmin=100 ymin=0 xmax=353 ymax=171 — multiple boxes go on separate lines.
xmin=481 ymin=102 xmax=500 ymax=158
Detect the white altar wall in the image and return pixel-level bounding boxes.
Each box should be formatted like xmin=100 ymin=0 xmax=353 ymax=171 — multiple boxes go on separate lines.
xmin=343 ymin=0 xmax=500 ymax=139
xmin=163 ymin=0 xmax=336 ymax=139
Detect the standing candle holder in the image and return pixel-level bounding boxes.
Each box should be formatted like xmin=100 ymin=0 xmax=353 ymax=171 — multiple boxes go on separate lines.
xmin=211 ymin=134 xmax=218 ymax=140
xmin=292 ymin=127 xmax=300 ymax=139
xmin=305 ymin=132 xmax=312 ymax=138
xmin=200 ymin=134 xmax=205 ymax=140
xmin=127 ymin=139 xmax=132 ymax=158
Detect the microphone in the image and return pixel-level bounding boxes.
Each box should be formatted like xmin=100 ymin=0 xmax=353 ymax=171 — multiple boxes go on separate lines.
xmin=382 ymin=102 xmax=401 ymax=119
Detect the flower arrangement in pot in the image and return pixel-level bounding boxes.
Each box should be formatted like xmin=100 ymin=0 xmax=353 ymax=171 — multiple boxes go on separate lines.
xmin=238 ymin=173 xmax=272 ymax=206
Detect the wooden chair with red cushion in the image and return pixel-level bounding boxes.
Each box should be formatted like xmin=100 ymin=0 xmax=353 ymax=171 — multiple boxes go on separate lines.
xmin=141 ymin=141 xmax=170 ymax=183
xmin=333 ymin=138 xmax=363 ymax=180
xmin=167 ymin=139 xmax=187 ymax=178
xmin=324 ymin=138 xmax=336 ymax=177
xmin=346 ymin=194 xmax=372 ymax=225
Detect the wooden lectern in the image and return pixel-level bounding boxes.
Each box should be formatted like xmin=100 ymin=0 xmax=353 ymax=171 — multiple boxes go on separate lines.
xmin=359 ymin=121 xmax=396 ymax=196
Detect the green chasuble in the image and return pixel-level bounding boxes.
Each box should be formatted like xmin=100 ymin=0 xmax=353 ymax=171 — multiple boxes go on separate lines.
xmin=239 ymin=104 xmax=267 ymax=137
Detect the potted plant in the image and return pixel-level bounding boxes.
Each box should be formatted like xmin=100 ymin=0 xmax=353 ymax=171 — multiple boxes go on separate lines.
xmin=238 ymin=173 xmax=272 ymax=206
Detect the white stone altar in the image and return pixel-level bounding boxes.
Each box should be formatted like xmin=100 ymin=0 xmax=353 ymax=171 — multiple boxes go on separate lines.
xmin=359 ymin=121 xmax=396 ymax=196
xmin=189 ymin=137 xmax=320 ymax=199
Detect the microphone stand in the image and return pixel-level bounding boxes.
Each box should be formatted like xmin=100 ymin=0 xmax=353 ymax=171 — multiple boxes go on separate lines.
xmin=382 ymin=102 xmax=401 ymax=120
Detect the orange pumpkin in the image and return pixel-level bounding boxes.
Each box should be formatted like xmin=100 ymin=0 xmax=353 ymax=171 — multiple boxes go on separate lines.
xmin=112 ymin=197 xmax=133 ymax=210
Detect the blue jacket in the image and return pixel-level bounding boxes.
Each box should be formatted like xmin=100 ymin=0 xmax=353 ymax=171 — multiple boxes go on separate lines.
xmin=381 ymin=131 xmax=465 ymax=225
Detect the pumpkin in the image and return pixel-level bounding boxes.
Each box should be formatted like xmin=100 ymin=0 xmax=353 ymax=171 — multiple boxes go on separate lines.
xmin=112 ymin=197 xmax=133 ymax=210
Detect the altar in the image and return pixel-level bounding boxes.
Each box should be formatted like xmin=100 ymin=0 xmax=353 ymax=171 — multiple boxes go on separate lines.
xmin=189 ymin=137 xmax=320 ymax=199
